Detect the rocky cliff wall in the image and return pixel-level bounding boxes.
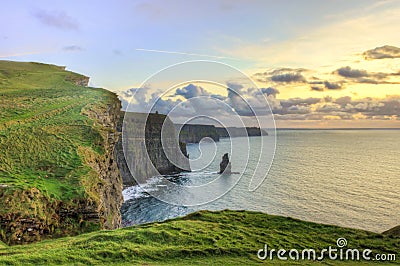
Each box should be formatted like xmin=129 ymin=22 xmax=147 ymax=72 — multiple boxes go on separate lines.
xmin=83 ymin=96 xmax=123 ymax=230
xmin=216 ymin=127 xmax=268 ymax=138
xmin=116 ymin=112 xmax=190 ymax=187
xmin=176 ymin=124 xmax=220 ymax=144
xmin=176 ymin=124 xmax=268 ymax=144
xmin=65 ymin=74 xmax=90 ymax=86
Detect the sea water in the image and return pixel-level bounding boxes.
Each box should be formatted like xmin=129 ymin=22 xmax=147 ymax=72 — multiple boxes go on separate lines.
xmin=122 ymin=130 xmax=400 ymax=233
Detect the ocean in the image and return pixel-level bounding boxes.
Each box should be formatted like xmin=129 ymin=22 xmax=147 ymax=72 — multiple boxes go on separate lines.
xmin=121 ymin=130 xmax=400 ymax=233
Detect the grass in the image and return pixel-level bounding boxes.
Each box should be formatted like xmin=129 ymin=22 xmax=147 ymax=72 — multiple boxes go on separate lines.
xmin=0 ymin=210 xmax=398 ymax=265
xmin=0 ymin=60 xmax=120 ymax=243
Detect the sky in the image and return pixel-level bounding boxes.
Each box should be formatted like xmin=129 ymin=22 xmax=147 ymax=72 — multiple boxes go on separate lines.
xmin=1 ymin=0 xmax=400 ymax=128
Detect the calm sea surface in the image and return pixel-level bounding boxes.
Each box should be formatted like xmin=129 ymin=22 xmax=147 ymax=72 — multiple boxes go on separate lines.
xmin=122 ymin=130 xmax=400 ymax=233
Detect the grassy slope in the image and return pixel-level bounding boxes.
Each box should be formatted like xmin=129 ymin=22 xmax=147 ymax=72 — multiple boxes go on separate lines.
xmin=0 ymin=210 xmax=398 ymax=265
xmin=0 ymin=60 xmax=118 ymax=242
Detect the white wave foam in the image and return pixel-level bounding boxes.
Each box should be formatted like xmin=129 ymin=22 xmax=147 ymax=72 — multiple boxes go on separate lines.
xmin=122 ymin=176 xmax=164 ymax=201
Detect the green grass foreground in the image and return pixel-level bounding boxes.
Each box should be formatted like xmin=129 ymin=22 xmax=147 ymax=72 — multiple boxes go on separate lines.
xmin=0 ymin=210 xmax=398 ymax=265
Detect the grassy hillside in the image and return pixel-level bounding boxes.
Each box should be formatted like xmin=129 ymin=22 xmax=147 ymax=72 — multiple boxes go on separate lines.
xmin=0 ymin=210 xmax=398 ymax=265
xmin=0 ymin=60 xmax=122 ymax=244
xmin=0 ymin=60 xmax=106 ymax=200
xmin=384 ymin=226 xmax=400 ymax=237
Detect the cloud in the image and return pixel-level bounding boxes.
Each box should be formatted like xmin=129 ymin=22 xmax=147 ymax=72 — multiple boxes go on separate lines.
xmin=311 ymin=86 xmax=324 ymax=92
xmin=309 ymin=80 xmax=344 ymax=91
xmin=334 ymin=66 xmax=400 ymax=84
xmin=335 ymin=96 xmax=352 ymax=106
xmin=323 ymin=81 xmax=343 ymax=90
xmin=261 ymin=87 xmax=280 ymax=97
xmin=259 ymin=94 xmax=400 ymax=121
xmin=255 ymin=67 xmax=347 ymax=93
xmin=63 ymin=45 xmax=83 ymax=52
xmin=175 ymin=84 xmax=210 ymax=99
xmin=253 ymin=68 xmax=308 ymax=83
xmin=281 ymin=97 xmax=321 ymax=108
xmin=210 ymin=94 xmax=226 ymax=100
xmin=316 ymin=103 xmax=342 ymax=113
xmin=151 ymin=95 xmax=181 ymax=114
xmin=119 ymin=85 xmax=234 ymax=120
xmin=226 ymin=81 xmax=244 ymax=92
xmin=119 ymin=87 xmax=149 ymax=110
xmin=286 ymin=105 xmax=312 ymax=114
xmin=224 ymin=81 xmax=261 ymax=116
xmin=119 ymin=87 xmax=183 ymax=114
xmin=130 ymin=88 xmax=147 ymax=103
xmin=113 ymin=49 xmax=123 ymax=56
xmin=271 ymin=72 xmax=306 ymax=83
xmin=118 ymin=83 xmax=400 ymax=124
xmin=33 ymin=9 xmax=79 ymax=30
xmin=363 ymin=45 xmax=400 ymax=60
xmin=336 ymin=66 xmax=369 ymax=78
xmin=227 ymin=87 xmax=254 ymax=116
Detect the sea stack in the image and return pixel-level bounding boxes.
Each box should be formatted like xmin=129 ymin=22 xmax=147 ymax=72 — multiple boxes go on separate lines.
xmin=219 ymin=153 xmax=232 ymax=174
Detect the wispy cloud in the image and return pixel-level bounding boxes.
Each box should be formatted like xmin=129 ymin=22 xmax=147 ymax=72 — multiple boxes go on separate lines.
xmin=113 ymin=49 xmax=123 ymax=56
xmin=136 ymin=48 xmax=240 ymax=60
xmin=63 ymin=45 xmax=84 ymax=52
xmin=32 ymin=9 xmax=79 ymax=30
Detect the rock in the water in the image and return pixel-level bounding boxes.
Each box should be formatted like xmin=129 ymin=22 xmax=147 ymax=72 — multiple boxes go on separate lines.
xmin=219 ymin=153 xmax=231 ymax=174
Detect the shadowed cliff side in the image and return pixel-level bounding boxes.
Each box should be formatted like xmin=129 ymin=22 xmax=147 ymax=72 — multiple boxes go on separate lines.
xmin=177 ymin=124 xmax=220 ymax=143
xmin=116 ymin=112 xmax=190 ymax=187
xmin=176 ymin=124 xmax=268 ymax=144
xmin=216 ymin=127 xmax=268 ymax=138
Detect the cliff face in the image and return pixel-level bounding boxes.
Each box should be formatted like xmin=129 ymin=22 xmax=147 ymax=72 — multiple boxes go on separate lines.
xmin=216 ymin=127 xmax=268 ymax=138
xmin=82 ymin=99 xmax=123 ymax=230
xmin=65 ymin=73 xmax=90 ymax=86
xmin=0 ymin=61 xmax=123 ymax=245
xmin=176 ymin=124 xmax=268 ymax=144
xmin=177 ymin=124 xmax=220 ymax=144
xmin=116 ymin=112 xmax=190 ymax=187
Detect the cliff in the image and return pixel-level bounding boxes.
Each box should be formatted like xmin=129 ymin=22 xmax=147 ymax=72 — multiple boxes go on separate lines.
xmin=0 ymin=61 xmax=123 ymax=245
xmin=116 ymin=112 xmax=190 ymax=187
xmin=176 ymin=124 xmax=220 ymax=143
xmin=176 ymin=124 xmax=268 ymax=144
xmin=216 ymin=126 xmax=268 ymax=138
